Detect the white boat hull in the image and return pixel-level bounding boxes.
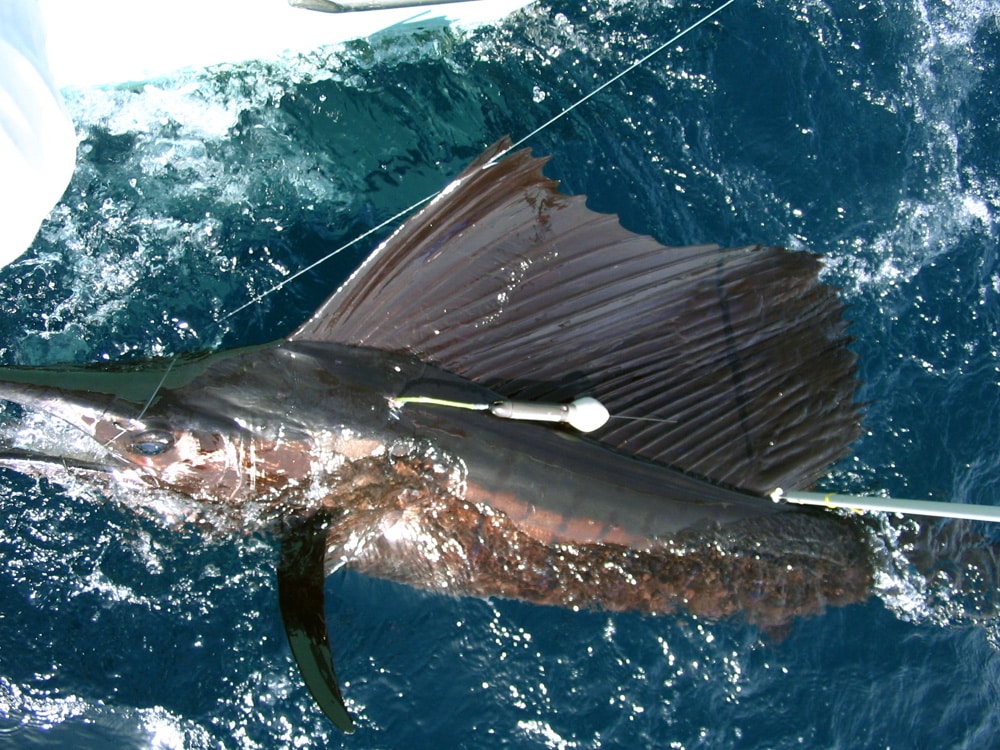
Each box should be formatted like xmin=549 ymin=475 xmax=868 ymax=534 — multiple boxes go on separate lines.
xmin=38 ymin=0 xmax=533 ymax=89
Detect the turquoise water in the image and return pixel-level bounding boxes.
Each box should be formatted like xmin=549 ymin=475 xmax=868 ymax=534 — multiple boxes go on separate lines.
xmin=2 ymin=0 xmax=1000 ymax=746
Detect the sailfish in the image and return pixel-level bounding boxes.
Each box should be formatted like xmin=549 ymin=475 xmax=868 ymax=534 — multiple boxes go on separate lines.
xmin=0 ymin=139 xmax=869 ymax=732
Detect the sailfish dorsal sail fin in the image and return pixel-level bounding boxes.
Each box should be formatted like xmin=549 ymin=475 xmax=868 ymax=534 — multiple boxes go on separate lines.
xmin=290 ymin=138 xmax=861 ymax=494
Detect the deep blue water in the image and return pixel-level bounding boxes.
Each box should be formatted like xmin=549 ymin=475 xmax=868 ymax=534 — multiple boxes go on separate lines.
xmin=1 ymin=0 xmax=1000 ymax=747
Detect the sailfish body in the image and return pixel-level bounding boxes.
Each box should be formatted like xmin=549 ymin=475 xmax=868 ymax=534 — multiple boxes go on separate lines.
xmin=0 ymin=140 xmax=868 ymax=731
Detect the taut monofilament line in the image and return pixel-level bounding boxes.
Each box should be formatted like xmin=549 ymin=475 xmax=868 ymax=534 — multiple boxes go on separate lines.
xmin=218 ymin=0 xmax=742 ymax=325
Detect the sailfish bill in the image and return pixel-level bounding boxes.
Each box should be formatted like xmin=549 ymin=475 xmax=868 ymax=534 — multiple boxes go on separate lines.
xmin=0 ymin=139 xmax=866 ymax=731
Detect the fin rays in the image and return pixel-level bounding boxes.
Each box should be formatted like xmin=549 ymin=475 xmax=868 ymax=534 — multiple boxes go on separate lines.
xmin=291 ymin=138 xmax=861 ymax=493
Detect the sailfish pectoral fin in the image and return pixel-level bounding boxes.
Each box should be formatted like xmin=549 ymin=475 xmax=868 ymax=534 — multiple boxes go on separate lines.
xmin=277 ymin=512 xmax=355 ymax=733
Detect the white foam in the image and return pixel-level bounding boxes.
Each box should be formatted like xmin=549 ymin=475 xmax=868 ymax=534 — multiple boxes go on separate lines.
xmin=517 ymin=719 xmax=579 ymax=749
xmin=825 ymin=0 xmax=999 ymax=298
xmin=0 ymin=675 xmax=214 ymax=748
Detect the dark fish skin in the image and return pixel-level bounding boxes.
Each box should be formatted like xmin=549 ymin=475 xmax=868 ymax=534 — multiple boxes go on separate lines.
xmin=0 ymin=140 xmax=873 ymax=728
xmin=0 ymin=338 xmax=872 ymax=630
xmin=329 ymin=452 xmax=872 ymax=627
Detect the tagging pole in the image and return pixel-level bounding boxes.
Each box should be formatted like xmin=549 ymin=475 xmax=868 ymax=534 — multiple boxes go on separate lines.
xmin=770 ymin=488 xmax=1000 ymax=523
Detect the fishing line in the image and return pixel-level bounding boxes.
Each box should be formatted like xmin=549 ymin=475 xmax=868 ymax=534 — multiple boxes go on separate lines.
xmin=137 ymin=0 xmax=741 ymax=420
xmin=607 ymin=414 xmax=677 ymax=424
xmin=218 ymin=193 xmax=435 ymax=324
xmin=218 ymin=0 xmax=741 ymax=323
xmin=136 ymin=355 xmax=177 ymax=422
xmin=491 ymin=0 xmax=740 ymax=163
xmin=103 ymin=355 xmax=179 ymax=447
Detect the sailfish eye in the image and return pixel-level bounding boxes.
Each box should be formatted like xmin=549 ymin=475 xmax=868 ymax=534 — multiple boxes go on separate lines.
xmin=126 ymin=429 xmax=175 ymax=457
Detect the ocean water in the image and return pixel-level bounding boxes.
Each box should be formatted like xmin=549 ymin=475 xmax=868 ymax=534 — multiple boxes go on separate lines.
xmin=1 ymin=0 xmax=999 ymax=747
